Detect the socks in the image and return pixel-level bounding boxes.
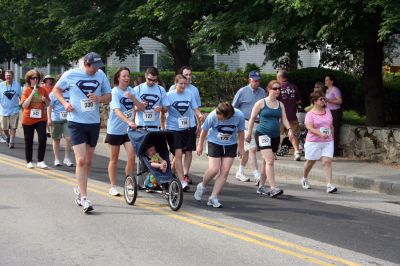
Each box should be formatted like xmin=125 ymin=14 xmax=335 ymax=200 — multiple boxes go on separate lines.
xmin=238 ymin=165 xmax=245 ymax=174
xmin=253 ymin=170 xmax=260 ymax=179
xmin=10 ymin=136 xmax=14 ymax=144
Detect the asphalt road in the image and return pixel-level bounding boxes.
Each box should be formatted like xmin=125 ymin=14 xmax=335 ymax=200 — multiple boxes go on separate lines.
xmin=0 ymin=137 xmax=399 ymax=266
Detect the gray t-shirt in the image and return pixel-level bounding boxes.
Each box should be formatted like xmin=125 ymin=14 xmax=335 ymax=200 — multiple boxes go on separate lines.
xmin=232 ymin=85 xmax=266 ymax=120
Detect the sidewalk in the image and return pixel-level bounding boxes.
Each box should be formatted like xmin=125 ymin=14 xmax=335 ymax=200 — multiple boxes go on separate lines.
xmin=97 ymin=129 xmax=400 ymax=196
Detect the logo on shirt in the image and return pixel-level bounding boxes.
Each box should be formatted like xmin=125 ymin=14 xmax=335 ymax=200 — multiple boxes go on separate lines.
xmin=172 ymin=101 xmax=190 ymax=115
xmin=120 ymin=97 xmax=134 ymax=110
xmin=3 ymin=90 xmax=16 ymax=100
xmin=140 ymin=94 xmax=160 ymax=109
xmin=215 ymin=125 xmax=236 ymax=134
xmin=76 ymin=80 xmax=100 ymax=97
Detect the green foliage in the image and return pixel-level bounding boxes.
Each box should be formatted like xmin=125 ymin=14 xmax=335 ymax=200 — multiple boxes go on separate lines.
xmin=343 ymin=110 xmax=366 ymax=125
xmin=244 ymin=63 xmax=261 ymax=74
xmin=384 ymin=79 xmax=400 ymax=124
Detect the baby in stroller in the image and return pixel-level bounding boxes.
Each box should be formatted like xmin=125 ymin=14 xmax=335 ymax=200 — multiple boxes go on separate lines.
xmin=145 ymin=144 xmax=168 ymax=173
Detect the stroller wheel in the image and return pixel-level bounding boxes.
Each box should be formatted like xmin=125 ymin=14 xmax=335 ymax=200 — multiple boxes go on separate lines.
xmin=124 ymin=175 xmax=138 ymax=205
xmin=168 ymin=178 xmax=183 ymax=211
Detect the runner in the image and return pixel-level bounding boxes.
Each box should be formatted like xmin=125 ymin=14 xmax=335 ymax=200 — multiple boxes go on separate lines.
xmin=164 ymin=74 xmax=204 ymax=191
xmin=301 ymin=91 xmax=337 ymax=193
xmin=133 ymin=67 xmax=168 ymax=129
xmin=106 ymin=67 xmax=144 ymax=196
xmin=20 ymin=70 xmax=50 ymax=169
xmin=169 ymin=66 xmax=202 ymax=184
xmin=0 ymin=70 xmax=22 ymax=148
xmin=195 ymin=102 xmax=245 ymax=208
xmin=43 ymin=75 xmax=55 ymax=95
xmin=246 ymin=80 xmax=293 ymax=198
xmin=53 ymin=52 xmax=112 ymax=213
xmin=47 ymin=87 xmax=74 ymax=167
xmin=232 ymin=70 xmax=266 ymax=184
xmin=276 ymin=70 xmax=302 ymax=161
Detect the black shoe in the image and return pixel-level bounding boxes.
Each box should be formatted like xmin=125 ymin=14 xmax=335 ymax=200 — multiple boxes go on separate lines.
xmin=9 ymin=143 xmax=14 ymax=149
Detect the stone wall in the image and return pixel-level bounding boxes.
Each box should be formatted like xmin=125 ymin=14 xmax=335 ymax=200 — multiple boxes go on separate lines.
xmin=340 ymin=124 xmax=400 ymax=163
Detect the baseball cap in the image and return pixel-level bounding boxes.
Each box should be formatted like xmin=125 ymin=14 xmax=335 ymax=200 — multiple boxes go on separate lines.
xmin=249 ymin=70 xmax=261 ymax=80
xmin=83 ymin=52 xmax=105 ymax=68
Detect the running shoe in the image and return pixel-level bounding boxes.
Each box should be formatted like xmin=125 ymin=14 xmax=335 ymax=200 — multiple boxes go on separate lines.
xmin=269 ymin=187 xmax=284 ymax=198
xmin=63 ymin=158 xmax=74 ymax=167
xmin=183 ymin=174 xmax=193 ymax=184
xmin=37 ymin=161 xmax=48 ymax=169
xmin=74 ymin=187 xmax=81 ymax=206
xmin=207 ymin=196 xmax=223 ymax=208
xmin=54 ymin=159 xmax=61 ymax=167
xmin=109 ymin=187 xmax=120 ymax=196
xmin=194 ymin=183 xmax=205 ymax=201
xmin=8 ymin=143 xmax=14 ymax=149
xmin=235 ymin=171 xmax=250 ymax=182
xmin=256 ymin=186 xmax=270 ymax=195
xmin=27 ymin=162 xmax=34 ymax=169
xmin=327 ymin=184 xmax=337 ymax=193
xmin=254 ymin=174 xmax=261 ymax=187
xmin=81 ymin=198 xmax=94 ymax=213
xmin=294 ymin=151 xmax=301 ymax=161
xmin=0 ymin=135 xmax=6 ymax=143
xmin=301 ymin=177 xmax=311 ymax=189
xmin=181 ymin=180 xmax=190 ymax=192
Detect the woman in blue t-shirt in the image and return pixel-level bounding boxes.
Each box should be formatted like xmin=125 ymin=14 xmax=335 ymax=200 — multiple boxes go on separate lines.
xmin=246 ymin=80 xmax=293 ymax=198
xmin=164 ymin=74 xmax=204 ymax=191
xmin=106 ymin=67 xmax=145 ymax=196
xmin=194 ymin=102 xmax=245 ymax=208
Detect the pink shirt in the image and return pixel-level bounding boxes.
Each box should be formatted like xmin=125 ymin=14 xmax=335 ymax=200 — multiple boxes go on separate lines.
xmin=326 ymin=86 xmax=341 ymax=110
xmin=305 ymin=109 xmax=333 ymax=142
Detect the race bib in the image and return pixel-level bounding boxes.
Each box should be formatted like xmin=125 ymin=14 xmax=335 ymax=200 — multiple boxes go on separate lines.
xmin=30 ymin=109 xmax=42 ymax=119
xmin=217 ymin=133 xmax=232 ymax=142
xmin=319 ymin=127 xmax=331 ymax=136
xmin=258 ymin=135 xmax=271 ymax=147
xmin=124 ymin=109 xmax=134 ymax=121
xmin=60 ymin=111 xmax=68 ymax=120
xmin=80 ymin=99 xmax=96 ymax=112
xmin=143 ymin=110 xmax=155 ymax=122
xmin=178 ymin=117 xmax=189 ymax=129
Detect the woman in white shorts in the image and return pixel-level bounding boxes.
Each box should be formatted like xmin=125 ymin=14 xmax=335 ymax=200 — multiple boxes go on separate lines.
xmin=301 ymin=91 xmax=337 ymax=193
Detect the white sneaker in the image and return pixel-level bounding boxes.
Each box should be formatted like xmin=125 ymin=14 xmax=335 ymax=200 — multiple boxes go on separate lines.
xmin=181 ymin=180 xmax=190 ymax=192
xmin=327 ymin=184 xmax=337 ymax=193
xmin=54 ymin=159 xmax=61 ymax=166
xmin=27 ymin=162 xmax=34 ymax=169
xmin=194 ymin=183 xmax=206 ymax=201
xmin=235 ymin=171 xmax=250 ymax=182
xmin=109 ymin=187 xmax=120 ymax=196
xmin=207 ymin=196 xmax=223 ymax=208
xmin=0 ymin=135 xmax=6 ymax=143
xmin=63 ymin=158 xmax=74 ymax=167
xmin=81 ymin=198 xmax=94 ymax=213
xmin=294 ymin=151 xmax=301 ymax=161
xmin=37 ymin=161 xmax=48 ymax=169
xmin=301 ymin=177 xmax=311 ymax=189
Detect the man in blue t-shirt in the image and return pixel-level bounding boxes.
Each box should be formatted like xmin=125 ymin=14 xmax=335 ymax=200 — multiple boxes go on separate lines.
xmin=133 ymin=67 xmax=168 ymax=128
xmin=53 ymin=52 xmax=112 ymax=213
xmin=168 ymin=66 xmax=202 ymax=184
xmin=0 ymin=70 xmax=21 ymax=148
xmin=232 ymin=71 xmax=266 ymax=184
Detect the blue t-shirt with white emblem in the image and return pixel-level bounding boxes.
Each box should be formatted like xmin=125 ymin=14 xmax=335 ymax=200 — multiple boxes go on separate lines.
xmin=202 ymin=108 xmax=245 ymax=146
xmin=0 ymin=81 xmax=21 ymax=116
xmin=165 ymin=89 xmax=198 ymax=131
xmin=55 ymin=68 xmax=111 ymax=124
xmin=107 ymin=86 xmax=137 ymax=135
xmin=133 ymin=83 xmax=168 ymax=127
xmin=49 ymin=90 xmax=70 ymax=122
xmin=169 ymin=83 xmax=201 ymax=107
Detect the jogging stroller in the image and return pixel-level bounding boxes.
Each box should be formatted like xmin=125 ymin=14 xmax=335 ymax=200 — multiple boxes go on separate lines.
xmin=124 ymin=128 xmax=183 ymax=211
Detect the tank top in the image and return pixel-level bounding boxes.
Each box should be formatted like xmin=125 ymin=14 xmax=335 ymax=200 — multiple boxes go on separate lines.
xmin=256 ymin=98 xmax=281 ymax=138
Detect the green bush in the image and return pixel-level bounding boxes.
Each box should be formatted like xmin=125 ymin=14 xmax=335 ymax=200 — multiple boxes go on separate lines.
xmin=384 ymin=79 xmax=400 ymax=124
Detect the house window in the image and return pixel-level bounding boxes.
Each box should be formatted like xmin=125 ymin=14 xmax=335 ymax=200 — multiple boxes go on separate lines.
xmin=139 ymin=54 xmax=155 ymax=72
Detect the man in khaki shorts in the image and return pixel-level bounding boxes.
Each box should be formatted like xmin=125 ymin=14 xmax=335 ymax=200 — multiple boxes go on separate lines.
xmin=0 ymin=70 xmax=21 ymax=148
xmin=232 ymin=71 xmax=266 ymax=184
xmin=277 ymin=70 xmax=302 ymax=161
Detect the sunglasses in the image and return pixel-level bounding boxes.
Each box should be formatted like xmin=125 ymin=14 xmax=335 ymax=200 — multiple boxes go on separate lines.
xmin=319 ymin=97 xmax=326 ymax=101
xmin=30 ymin=77 xmax=39 ymax=80
xmin=271 ymin=87 xmax=281 ymax=91
xmin=147 ymin=78 xmax=157 ymax=82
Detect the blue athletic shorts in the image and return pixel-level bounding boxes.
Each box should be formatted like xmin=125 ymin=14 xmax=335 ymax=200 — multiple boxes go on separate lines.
xmin=68 ymin=121 xmax=100 ymax=147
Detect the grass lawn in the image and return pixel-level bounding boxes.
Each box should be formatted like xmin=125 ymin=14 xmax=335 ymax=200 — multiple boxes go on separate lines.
xmin=343 ymin=110 xmax=366 ymax=125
